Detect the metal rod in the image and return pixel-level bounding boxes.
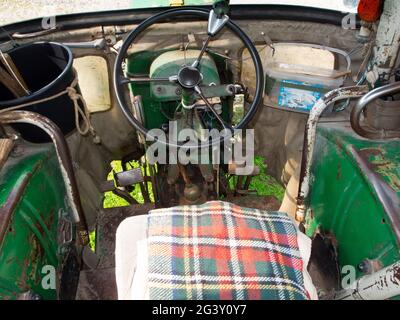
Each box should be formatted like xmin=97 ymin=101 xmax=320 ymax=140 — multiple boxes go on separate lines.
xmin=11 ymin=27 xmax=57 ymax=39
xmin=295 ymin=85 xmax=369 ymax=222
xmin=120 ymin=76 xmax=171 ymax=84
xmin=350 ymin=81 xmax=400 ymax=139
xmin=195 ymin=85 xmax=231 ymax=131
xmin=192 ymin=35 xmax=211 ymax=68
xmin=0 ymin=111 xmax=89 ymax=246
xmin=335 ymin=261 xmax=400 ymax=300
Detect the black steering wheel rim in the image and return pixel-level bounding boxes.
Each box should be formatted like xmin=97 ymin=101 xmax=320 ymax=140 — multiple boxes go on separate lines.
xmin=114 ymin=7 xmax=264 ymax=149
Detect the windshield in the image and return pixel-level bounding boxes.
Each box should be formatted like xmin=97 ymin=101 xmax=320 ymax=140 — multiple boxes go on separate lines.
xmin=0 ymin=0 xmax=358 ymax=26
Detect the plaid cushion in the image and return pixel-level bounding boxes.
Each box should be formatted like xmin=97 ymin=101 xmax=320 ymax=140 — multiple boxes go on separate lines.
xmin=147 ymin=201 xmax=309 ymax=300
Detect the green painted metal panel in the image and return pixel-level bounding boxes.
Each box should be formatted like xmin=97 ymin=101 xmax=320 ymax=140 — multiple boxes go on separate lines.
xmin=306 ymin=124 xmax=400 ymax=282
xmin=127 ymin=50 xmax=231 ymax=130
xmin=0 ymin=146 xmax=68 ymax=299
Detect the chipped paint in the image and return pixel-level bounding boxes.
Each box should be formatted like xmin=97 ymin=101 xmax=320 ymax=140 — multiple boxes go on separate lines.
xmin=0 ymin=111 xmax=89 ymax=245
xmin=359 ymin=147 xmax=400 ymax=192
xmin=296 ymin=85 xmax=368 ymax=222
xmin=372 ymin=0 xmax=400 ymax=80
xmin=349 ymin=146 xmax=400 ymax=243
xmin=337 ymin=261 xmax=400 ymax=300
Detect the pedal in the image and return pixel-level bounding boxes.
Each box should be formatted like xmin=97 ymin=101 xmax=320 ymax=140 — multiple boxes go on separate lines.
xmin=100 ymin=167 xmax=144 ymax=192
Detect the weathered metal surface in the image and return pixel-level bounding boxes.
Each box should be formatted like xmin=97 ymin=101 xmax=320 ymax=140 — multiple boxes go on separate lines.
xmin=371 ymin=0 xmax=400 ymax=82
xmin=127 ymin=49 xmax=230 ymax=131
xmin=349 ymin=146 xmax=400 ymax=243
xmin=0 ymin=145 xmax=67 ymax=299
xmin=0 ymin=174 xmax=30 ymax=244
xmin=307 ymin=232 xmax=340 ymax=299
xmin=0 ymin=138 xmax=14 ymax=170
xmin=305 ymin=123 xmax=400 ymax=296
xmin=296 ymin=85 xmax=369 ymax=222
xmin=0 ymin=111 xmax=89 ymax=245
xmin=336 ymin=260 xmax=400 ymax=300
xmin=350 ymin=81 xmax=400 ymax=139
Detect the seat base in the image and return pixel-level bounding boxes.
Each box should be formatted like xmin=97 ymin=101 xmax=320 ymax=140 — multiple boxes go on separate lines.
xmin=115 ymin=201 xmax=318 ymax=300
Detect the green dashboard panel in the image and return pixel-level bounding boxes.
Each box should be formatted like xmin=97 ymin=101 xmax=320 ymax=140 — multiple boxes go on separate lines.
xmin=126 ymin=50 xmax=231 ymax=131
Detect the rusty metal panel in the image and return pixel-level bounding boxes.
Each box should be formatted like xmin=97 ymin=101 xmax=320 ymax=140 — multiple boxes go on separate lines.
xmin=305 ymin=123 xmax=400 ymax=294
xmin=0 ymin=146 xmax=67 ymax=299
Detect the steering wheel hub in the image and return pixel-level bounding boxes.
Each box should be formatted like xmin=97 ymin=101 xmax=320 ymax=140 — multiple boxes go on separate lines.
xmin=177 ymin=66 xmax=202 ymax=89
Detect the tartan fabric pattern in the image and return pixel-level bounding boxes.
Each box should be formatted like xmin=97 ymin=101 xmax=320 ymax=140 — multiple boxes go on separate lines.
xmin=147 ymin=201 xmax=309 ymax=300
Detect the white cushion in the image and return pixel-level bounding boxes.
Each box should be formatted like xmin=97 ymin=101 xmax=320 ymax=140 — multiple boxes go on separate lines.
xmin=115 ymin=214 xmax=318 ymax=300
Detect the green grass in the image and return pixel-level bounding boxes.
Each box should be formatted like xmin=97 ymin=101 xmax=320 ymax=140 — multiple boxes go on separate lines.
xmin=228 ymin=156 xmax=285 ymax=201
xmin=96 ymin=156 xmax=284 ymax=251
xmin=103 ymin=156 xmax=284 ymax=210
xmin=103 ymin=160 xmax=154 ymax=209
xmin=89 ymin=229 xmax=96 ymax=251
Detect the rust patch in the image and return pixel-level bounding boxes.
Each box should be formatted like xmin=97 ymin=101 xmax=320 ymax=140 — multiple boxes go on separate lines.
xmin=350 ymin=146 xmax=400 ymax=244
xmin=359 ymin=147 xmax=400 ymax=192
xmin=35 ymin=220 xmax=45 ymax=237
xmin=46 ymin=209 xmax=56 ymax=230
xmin=336 ymin=163 xmax=342 ymax=180
xmin=393 ymin=265 xmax=400 ymax=283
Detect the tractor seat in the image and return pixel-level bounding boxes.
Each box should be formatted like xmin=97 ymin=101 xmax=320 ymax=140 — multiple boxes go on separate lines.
xmin=115 ymin=201 xmax=317 ymax=300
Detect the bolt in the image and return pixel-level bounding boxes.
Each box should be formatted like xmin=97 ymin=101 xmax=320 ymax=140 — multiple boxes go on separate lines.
xmin=358 ymin=259 xmax=372 ymax=274
xmin=175 ymin=87 xmax=182 ymax=95
xmin=161 ymin=123 xmax=169 ymax=133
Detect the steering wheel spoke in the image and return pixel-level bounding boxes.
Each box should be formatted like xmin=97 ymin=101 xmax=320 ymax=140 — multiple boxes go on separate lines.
xmin=119 ymin=75 xmax=178 ymax=85
xmin=191 ymin=8 xmax=230 ymax=70
xmin=192 ymin=35 xmax=212 ymax=69
xmin=194 ymin=85 xmax=233 ymax=132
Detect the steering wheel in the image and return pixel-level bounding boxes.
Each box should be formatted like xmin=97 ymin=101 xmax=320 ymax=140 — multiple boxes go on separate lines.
xmin=114 ymin=7 xmax=264 ymax=148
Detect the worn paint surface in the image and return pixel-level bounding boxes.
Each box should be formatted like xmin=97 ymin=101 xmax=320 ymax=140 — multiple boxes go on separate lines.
xmin=296 ymin=85 xmax=368 ymax=221
xmin=127 ymin=49 xmax=230 ymax=130
xmin=0 ymin=145 xmax=67 ymax=299
xmin=372 ymin=0 xmax=400 ymax=77
xmin=305 ymin=123 xmax=400 ymax=299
